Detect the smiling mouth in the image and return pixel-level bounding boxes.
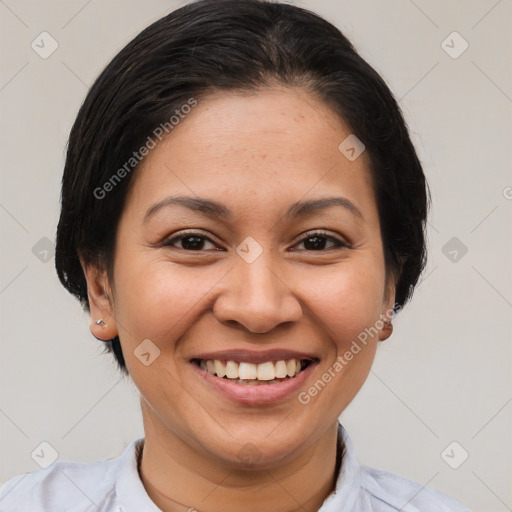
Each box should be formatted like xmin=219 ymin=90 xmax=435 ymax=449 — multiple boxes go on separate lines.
xmin=192 ymin=358 xmax=315 ymax=385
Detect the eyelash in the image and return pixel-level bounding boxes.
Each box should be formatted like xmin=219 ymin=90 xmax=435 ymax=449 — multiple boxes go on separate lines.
xmin=162 ymin=230 xmax=349 ymax=252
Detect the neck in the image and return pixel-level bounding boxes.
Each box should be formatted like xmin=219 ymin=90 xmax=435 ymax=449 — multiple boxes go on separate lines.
xmin=137 ymin=405 xmax=341 ymax=512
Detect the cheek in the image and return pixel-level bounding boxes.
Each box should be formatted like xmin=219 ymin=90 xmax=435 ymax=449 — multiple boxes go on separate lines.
xmin=298 ymin=259 xmax=386 ymax=351
xmin=111 ymin=254 xmax=217 ymax=348
xmin=113 ymin=248 xmax=386 ymax=348
xmin=293 ymin=264 xmax=384 ymax=414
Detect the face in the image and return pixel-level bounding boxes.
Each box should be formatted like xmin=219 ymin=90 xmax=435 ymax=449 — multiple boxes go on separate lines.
xmin=85 ymin=86 xmax=395 ymax=468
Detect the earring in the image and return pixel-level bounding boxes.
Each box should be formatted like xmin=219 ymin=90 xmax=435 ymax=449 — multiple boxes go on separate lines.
xmin=95 ymin=319 xmax=106 ymax=326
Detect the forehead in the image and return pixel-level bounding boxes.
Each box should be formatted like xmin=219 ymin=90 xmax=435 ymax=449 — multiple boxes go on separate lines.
xmin=124 ymin=86 xmax=377 ymax=223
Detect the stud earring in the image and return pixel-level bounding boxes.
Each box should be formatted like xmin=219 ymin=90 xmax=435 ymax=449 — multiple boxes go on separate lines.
xmin=95 ymin=319 xmax=106 ymax=326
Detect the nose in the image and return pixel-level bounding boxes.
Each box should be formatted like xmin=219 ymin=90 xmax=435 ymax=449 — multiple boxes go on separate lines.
xmin=212 ymin=251 xmax=302 ymax=334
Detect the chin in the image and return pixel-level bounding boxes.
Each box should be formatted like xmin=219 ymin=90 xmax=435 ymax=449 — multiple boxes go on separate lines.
xmin=195 ymin=417 xmax=319 ymax=470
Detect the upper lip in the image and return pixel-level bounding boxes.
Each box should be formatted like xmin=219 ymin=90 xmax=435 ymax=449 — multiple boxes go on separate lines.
xmin=190 ymin=349 xmax=319 ymax=365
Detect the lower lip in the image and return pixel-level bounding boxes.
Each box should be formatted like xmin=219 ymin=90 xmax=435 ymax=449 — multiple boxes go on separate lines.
xmin=191 ymin=362 xmax=317 ymax=405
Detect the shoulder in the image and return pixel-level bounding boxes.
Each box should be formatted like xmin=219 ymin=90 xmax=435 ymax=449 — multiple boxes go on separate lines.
xmin=0 ymin=454 xmax=120 ymax=512
xmin=360 ymin=464 xmax=470 ymax=511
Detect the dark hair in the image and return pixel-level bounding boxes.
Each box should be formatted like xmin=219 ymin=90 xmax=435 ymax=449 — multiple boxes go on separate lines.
xmin=55 ymin=0 xmax=429 ymax=376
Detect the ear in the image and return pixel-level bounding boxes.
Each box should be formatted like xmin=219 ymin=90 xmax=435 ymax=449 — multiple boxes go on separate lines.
xmin=378 ymin=276 xmax=397 ymax=342
xmin=79 ymin=254 xmax=118 ymax=341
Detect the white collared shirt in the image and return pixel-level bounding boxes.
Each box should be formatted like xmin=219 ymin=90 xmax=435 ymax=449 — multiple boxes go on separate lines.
xmin=0 ymin=423 xmax=469 ymax=511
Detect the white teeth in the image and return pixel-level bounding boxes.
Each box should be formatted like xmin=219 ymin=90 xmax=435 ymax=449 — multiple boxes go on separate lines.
xmin=286 ymin=359 xmax=297 ymax=376
xmin=214 ymin=360 xmax=227 ymax=378
xmin=257 ymin=362 xmax=275 ymax=381
xmin=238 ymin=362 xmax=257 ymax=380
xmin=275 ymin=360 xmax=287 ymax=378
xmin=225 ymin=361 xmax=239 ymax=379
xmin=200 ymin=358 xmax=306 ymax=381
xmin=206 ymin=360 xmax=216 ymax=374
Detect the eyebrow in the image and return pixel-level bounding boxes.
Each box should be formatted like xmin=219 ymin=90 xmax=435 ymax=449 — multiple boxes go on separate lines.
xmin=143 ymin=195 xmax=363 ymax=223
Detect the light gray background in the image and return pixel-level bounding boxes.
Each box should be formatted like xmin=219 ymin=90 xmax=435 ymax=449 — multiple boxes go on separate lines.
xmin=1 ymin=1 xmax=511 ymax=510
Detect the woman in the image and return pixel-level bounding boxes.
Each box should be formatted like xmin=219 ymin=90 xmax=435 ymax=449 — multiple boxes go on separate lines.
xmin=0 ymin=0 xmax=469 ymax=510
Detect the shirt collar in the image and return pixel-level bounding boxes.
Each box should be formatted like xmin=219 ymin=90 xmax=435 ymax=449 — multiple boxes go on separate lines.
xmin=115 ymin=437 xmax=161 ymax=511
xmin=115 ymin=422 xmax=362 ymax=512
xmin=318 ymin=422 xmax=364 ymax=511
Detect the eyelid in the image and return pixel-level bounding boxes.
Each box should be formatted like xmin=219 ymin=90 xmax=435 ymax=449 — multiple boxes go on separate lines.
xmin=163 ymin=229 xmax=222 ymax=248
xmin=295 ymin=229 xmax=349 ymax=246
xmin=162 ymin=229 xmax=350 ymax=251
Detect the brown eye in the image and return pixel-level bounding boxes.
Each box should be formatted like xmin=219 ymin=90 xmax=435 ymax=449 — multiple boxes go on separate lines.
xmin=163 ymin=231 xmax=219 ymax=251
xmin=293 ymin=231 xmax=348 ymax=251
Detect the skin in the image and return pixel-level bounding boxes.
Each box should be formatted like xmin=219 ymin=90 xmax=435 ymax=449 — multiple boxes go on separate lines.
xmin=81 ymin=86 xmax=395 ymax=512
